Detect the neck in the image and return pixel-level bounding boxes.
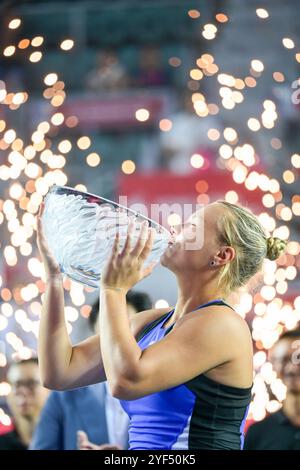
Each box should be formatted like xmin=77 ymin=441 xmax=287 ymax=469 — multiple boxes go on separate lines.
xmin=14 ymin=414 xmax=37 ymax=446
xmin=282 ymin=392 xmax=300 ymax=426
xmin=172 ymin=271 xmax=226 ymax=320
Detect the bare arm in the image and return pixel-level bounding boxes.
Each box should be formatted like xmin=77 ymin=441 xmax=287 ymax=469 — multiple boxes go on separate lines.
xmin=37 ymin=203 xmax=169 ymax=391
xmin=39 ymin=276 xmax=168 ymax=391
xmin=98 ymin=220 xmax=253 ymax=400
xmin=38 ymin=275 xmax=107 ymax=390
xmin=36 ymin=203 xmax=106 ymax=390
xmin=101 ymin=292 xmax=252 ymax=400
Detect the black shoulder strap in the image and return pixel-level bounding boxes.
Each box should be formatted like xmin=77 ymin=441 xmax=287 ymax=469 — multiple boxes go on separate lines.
xmin=137 ymin=300 xmax=235 ymax=341
xmin=136 ymin=311 xmax=172 ymax=343
xmin=211 ymin=299 xmax=235 ymax=311
xmin=162 ymin=299 xmax=235 ymax=337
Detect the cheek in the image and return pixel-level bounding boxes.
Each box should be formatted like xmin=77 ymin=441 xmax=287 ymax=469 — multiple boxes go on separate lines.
xmin=187 ymin=249 xmax=204 ymax=267
xmin=183 ymin=228 xmax=207 ymax=252
xmin=176 ymin=246 xmax=202 ymax=270
xmin=181 ymin=227 xmax=197 ymax=245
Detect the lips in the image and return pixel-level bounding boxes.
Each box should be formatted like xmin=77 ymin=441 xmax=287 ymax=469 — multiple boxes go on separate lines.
xmin=168 ymin=233 xmax=176 ymax=245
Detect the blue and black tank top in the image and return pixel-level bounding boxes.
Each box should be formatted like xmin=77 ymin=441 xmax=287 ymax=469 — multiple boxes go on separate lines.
xmin=119 ymin=298 xmax=252 ymax=450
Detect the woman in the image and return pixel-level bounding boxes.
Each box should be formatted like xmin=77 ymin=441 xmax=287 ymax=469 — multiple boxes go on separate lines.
xmin=36 ymin=200 xmax=287 ymax=450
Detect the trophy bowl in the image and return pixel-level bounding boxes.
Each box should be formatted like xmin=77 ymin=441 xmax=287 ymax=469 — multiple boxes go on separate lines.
xmin=42 ymin=185 xmax=170 ymax=288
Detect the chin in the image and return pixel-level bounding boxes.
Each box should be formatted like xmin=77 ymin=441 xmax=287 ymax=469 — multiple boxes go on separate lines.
xmin=160 ymin=252 xmax=167 ymax=267
xmin=160 ymin=252 xmax=173 ymax=270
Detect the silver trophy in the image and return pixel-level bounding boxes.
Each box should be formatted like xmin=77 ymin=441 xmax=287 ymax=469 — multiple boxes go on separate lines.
xmin=42 ymin=185 xmax=170 ymax=288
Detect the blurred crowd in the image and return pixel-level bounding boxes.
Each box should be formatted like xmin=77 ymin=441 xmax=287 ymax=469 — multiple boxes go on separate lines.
xmin=1 ymin=42 xmax=220 ymax=177
xmin=244 ymin=328 xmax=300 ymax=450
xmin=85 ymin=46 xmax=169 ymax=92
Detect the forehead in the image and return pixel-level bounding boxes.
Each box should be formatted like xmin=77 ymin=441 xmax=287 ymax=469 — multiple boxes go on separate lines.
xmin=7 ymin=363 xmax=39 ymax=383
xmin=189 ymin=203 xmax=223 ymax=223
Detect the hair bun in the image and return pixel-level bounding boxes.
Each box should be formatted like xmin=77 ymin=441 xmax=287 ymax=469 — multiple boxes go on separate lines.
xmin=266 ymin=237 xmax=287 ymax=261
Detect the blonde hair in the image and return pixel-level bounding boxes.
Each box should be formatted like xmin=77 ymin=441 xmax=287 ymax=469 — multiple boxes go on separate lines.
xmin=215 ymin=200 xmax=287 ymax=296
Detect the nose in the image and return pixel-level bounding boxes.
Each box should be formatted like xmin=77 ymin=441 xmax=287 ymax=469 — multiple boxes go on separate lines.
xmin=15 ymin=386 xmax=30 ymax=397
xmin=169 ymin=225 xmax=180 ymax=242
xmin=170 ymin=224 xmax=182 ymax=236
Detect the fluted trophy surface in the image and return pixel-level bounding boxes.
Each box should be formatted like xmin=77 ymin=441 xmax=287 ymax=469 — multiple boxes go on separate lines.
xmin=42 ymin=185 xmax=170 ymax=288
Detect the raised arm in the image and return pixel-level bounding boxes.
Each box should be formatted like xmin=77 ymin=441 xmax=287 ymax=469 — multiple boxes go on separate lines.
xmin=36 ymin=203 xmax=106 ymax=390
xmin=36 ymin=204 xmax=167 ymax=391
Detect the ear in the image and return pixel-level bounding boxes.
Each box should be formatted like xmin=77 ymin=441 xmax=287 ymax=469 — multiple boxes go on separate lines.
xmin=217 ymin=246 xmax=235 ymax=265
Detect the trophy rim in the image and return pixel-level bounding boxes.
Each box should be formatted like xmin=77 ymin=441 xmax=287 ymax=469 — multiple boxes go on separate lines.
xmin=46 ymin=184 xmax=170 ymax=235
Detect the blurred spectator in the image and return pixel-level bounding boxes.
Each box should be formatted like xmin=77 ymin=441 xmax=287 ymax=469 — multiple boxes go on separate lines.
xmin=30 ymin=382 xmax=110 ymax=450
xmin=77 ymin=290 xmax=152 ymax=450
xmin=0 ymin=358 xmax=49 ymax=450
xmin=244 ymin=328 xmax=300 ymax=450
xmin=4 ymin=64 xmax=25 ymax=92
xmin=273 ymin=85 xmax=300 ymax=155
xmin=86 ymin=49 xmax=128 ymax=92
xmin=31 ymin=290 xmax=152 ymax=450
xmin=133 ymin=45 xmax=168 ymax=88
xmin=159 ymin=92 xmax=219 ymax=173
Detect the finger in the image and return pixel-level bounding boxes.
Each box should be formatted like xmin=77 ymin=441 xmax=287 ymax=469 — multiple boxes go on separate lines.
xmin=36 ymin=218 xmax=46 ymax=251
xmin=77 ymin=430 xmax=89 ymax=447
xmin=98 ymin=444 xmax=122 ymax=450
xmin=120 ymin=222 xmax=134 ymax=257
xmin=38 ymin=201 xmax=45 ymax=218
xmin=36 ymin=215 xmax=45 ymax=240
xmin=131 ymin=221 xmax=149 ymax=257
xmin=139 ymin=228 xmax=156 ymax=262
xmin=36 ymin=205 xmax=46 ymax=238
xmin=77 ymin=430 xmax=88 ymax=441
xmin=141 ymin=260 xmax=158 ymax=279
xmin=110 ymin=230 xmax=120 ymax=261
xmin=36 ymin=214 xmax=49 ymax=252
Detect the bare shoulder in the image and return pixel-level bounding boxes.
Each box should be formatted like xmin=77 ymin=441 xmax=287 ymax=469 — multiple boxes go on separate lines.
xmin=159 ymin=304 xmax=253 ymax=389
xmin=130 ymin=307 xmax=172 ymax=338
xmin=189 ymin=304 xmax=253 ymax=387
xmin=175 ymin=304 xmax=252 ymax=352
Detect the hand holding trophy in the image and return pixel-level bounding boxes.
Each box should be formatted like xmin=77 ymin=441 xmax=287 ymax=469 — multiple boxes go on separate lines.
xmin=100 ymin=219 xmax=158 ymax=294
xmin=38 ymin=185 xmax=170 ymax=288
xmin=36 ymin=202 xmax=62 ymax=281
